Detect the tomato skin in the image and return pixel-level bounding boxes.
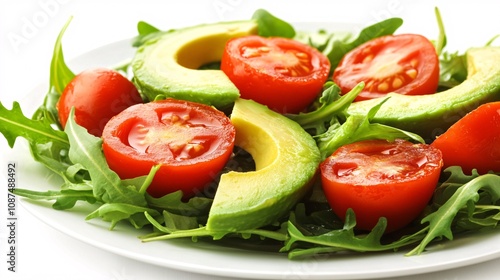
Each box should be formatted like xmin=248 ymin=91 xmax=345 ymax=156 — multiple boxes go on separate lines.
xmin=320 ymin=139 xmax=443 ymax=232
xmin=431 ymin=102 xmax=500 ymax=174
xmin=221 ymin=35 xmax=330 ymax=114
xmin=102 ymin=99 xmax=235 ymax=198
xmin=57 ymin=68 xmax=142 ymax=136
xmin=333 ymin=34 xmax=439 ymax=101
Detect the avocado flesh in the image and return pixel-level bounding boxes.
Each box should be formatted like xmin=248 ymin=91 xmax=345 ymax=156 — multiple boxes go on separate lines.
xmin=206 ymin=99 xmax=321 ymax=232
xmin=346 ymin=47 xmax=500 ymax=141
xmin=132 ymin=21 xmax=258 ymax=108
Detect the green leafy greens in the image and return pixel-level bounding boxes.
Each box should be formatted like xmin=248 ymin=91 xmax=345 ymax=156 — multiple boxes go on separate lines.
xmin=252 ymin=9 xmax=296 ymax=38
xmin=323 ymin=17 xmax=403 ymax=70
xmin=287 ymin=82 xmax=424 ymax=160
xmin=1 ymin=9 xmax=499 ymax=262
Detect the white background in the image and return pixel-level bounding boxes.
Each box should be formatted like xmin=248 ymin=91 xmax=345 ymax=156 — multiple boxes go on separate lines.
xmin=1 ymin=0 xmax=500 ymax=279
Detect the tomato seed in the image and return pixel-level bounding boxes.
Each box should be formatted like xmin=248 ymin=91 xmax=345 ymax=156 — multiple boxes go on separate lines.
xmin=377 ymin=82 xmax=389 ymax=92
xmin=410 ymin=59 xmax=418 ymax=68
xmin=406 ymin=69 xmax=417 ymax=79
xmin=362 ymin=54 xmax=374 ymax=63
xmin=392 ymin=77 xmax=403 ymax=89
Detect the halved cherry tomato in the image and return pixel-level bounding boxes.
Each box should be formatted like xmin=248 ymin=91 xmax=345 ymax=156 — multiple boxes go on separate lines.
xmin=102 ymin=99 xmax=235 ymax=198
xmin=57 ymin=68 xmax=143 ymax=136
xmin=431 ymin=101 xmax=500 ymax=174
xmin=333 ymin=34 xmax=439 ymax=101
xmin=320 ymin=139 xmax=443 ymax=232
xmin=221 ymin=35 xmax=330 ymax=114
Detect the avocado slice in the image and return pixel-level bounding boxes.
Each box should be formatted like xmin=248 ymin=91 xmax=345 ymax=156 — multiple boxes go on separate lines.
xmin=346 ymin=47 xmax=500 ymax=141
xmin=206 ymin=98 xmax=321 ymax=232
xmin=132 ymin=21 xmax=258 ymax=108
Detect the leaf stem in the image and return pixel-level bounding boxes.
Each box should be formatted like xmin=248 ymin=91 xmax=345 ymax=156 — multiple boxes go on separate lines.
xmin=138 ymin=165 xmax=161 ymax=194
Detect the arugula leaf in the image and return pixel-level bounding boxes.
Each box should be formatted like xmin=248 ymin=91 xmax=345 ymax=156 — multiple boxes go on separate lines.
xmin=286 ymin=81 xmax=362 ymax=135
xmin=50 ymin=17 xmax=75 ymax=94
xmin=407 ymin=173 xmax=500 ymax=255
xmin=122 ymin=164 xmax=161 ymax=195
xmin=438 ymin=51 xmax=467 ymax=89
xmin=146 ymin=191 xmax=212 ymax=218
xmin=132 ymin=20 xmax=166 ymax=47
xmin=282 ymin=206 xmax=425 ymax=259
xmin=433 ymin=7 xmax=447 ymax=55
xmin=486 ymin=34 xmax=500 ymax=46
xmin=13 ymin=188 xmax=96 ymax=210
xmin=287 ymin=81 xmax=422 ymax=159
xmin=432 ymin=167 xmax=482 ymax=205
xmin=315 ymin=96 xmax=424 ymax=160
xmin=29 ymin=142 xmax=73 ymax=178
xmin=161 ymin=210 xmax=200 ymax=231
xmin=141 ymin=210 xmax=287 ymax=243
xmin=464 ymin=204 xmax=500 ymax=229
xmin=432 ymin=7 xmax=467 ymax=90
xmin=28 ymin=89 xmax=74 ymax=176
xmin=438 ymin=34 xmax=499 ymax=89
xmin=137 ymin=20 xmax=160 ymax=35
xmin=64 ymin=109 xmax=147 ymax=206
xmin=0 ymin=41 xmax=95 ymax=205
xmin=62 ymin=113 xmax=170 ymax=228
xmin=31 ymin=23 xmax=67 ymax=127
xmin=141 ymin=210 xmax=213 ymax=242
xmin=252 ymin=9 xmax=295 ymax=38
xmin=32 ymin=86 xmax=63 ymax=130
xmin=323 ymin=17 xmax=403 ymax=69
xmin=142 ymin=226 xmax=213 ymax=242
xmin=0 ymin=101 xmax=69 ymax=148
xmin=86 ymin=203 xmax=160 ymax=230
xmin=6 ymin=106 xmax=164 ymax=229
xmin=143 ymin=210 xmax=201 ymax=235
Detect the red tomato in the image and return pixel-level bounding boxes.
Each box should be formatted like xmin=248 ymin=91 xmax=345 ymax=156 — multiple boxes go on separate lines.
xmin=320 ymin=139 xmax=443 ymax=232
xmin=102 ymin=99 xmax=235 ymax=198
xmin=431 ymin=102 xmax=500 ymax=174
xmin=221 ymin=35 xmax=330 ymax=114
xmin=333 ymin=34 xmax=439 ymax=101
xmin=57 ymin=68 xmax=142 ymax=136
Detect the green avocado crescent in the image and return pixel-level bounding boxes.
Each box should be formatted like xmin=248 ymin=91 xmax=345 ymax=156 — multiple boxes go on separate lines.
xmin=206 ymin=98 xmax=321 ymax=232
xmin=132 ymin=20 xmax=258 ymax=108
xmin=346 ymin=47 xmax=500 ymax=141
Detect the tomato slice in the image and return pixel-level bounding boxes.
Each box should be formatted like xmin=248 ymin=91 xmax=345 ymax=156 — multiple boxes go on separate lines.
xmin=57 ymin=68 xmax=143 ymax=136
xmin=221 ymin=35 xmax=330 ymax=114
xmin=320 ymin=139 xmax=443 ymax=232
xmin=431 ymin=101 xmax=500 ymax=174
xmin=333 ymin=34 xmax=439 ymax=101
xmin=102 ymin=99 xmax=235 ymax=198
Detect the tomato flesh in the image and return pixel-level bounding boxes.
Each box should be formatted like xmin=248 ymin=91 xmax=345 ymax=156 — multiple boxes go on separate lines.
xmin=320 ymin=139 xmax=443 ymax=232
xmin=57 ymin=68 xmax=142 ymax=136
xmin=431 ymin=101 xmax=500 ymax=174
xmin=102 ymin=99 xmax=235 ymax=198
xmin=221 ymin=35 xmax=330 ymax=114
xmin=333 ymin=34 xmax=439 ymax=101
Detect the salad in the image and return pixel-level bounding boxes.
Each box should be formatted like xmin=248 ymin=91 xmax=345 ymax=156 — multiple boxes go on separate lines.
xmin=1 ymin=8 xmax=500 ymax=261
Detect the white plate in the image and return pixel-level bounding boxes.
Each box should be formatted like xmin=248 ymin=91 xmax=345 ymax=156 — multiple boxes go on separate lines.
xmin=6 ymin=26 xmax=500 ymax=280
